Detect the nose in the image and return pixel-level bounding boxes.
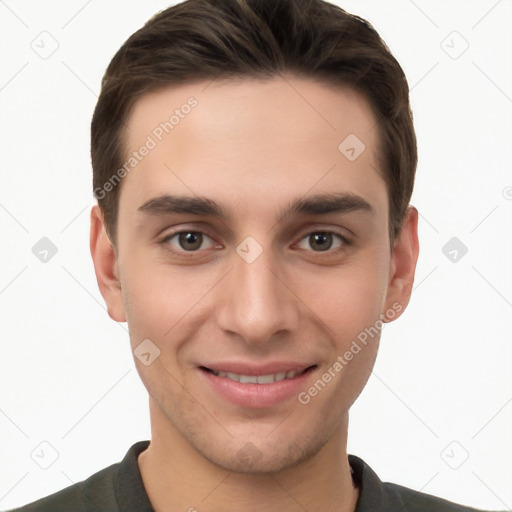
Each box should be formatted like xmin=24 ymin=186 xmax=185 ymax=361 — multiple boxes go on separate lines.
xmin=215 ymin=244 xmax=300 ymax=345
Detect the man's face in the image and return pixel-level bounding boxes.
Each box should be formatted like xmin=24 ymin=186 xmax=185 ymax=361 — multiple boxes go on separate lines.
xmin=96 ymin=76 xmax=414 ymax=473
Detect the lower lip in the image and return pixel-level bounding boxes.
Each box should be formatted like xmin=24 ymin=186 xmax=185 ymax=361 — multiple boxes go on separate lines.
xmin=199 ymin=368 xmax=315 ymax=409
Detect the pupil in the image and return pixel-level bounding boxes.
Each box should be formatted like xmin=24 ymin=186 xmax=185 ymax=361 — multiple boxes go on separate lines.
xmin=179 ymin=232 xmax=202 ymax=250
xmin=311 ymin=232 xmax=332 ymax=251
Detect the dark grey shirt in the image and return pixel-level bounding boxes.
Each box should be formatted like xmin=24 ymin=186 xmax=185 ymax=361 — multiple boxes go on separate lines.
xmin=6 ymin=441 xmax=497 ymax=511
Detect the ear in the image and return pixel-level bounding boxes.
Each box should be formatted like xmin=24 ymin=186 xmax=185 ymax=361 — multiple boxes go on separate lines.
xmin=383 ymin=206 xmax=419 ymax=322
xmin=89 ymin=205 xmax=126 ymax=322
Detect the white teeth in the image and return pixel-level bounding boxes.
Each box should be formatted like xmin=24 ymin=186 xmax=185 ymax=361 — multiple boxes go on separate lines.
xmin=210 ymin=369 xmax=302 ymax=384
xmin=240 ymin=375 xmax=258 ymax=384
xmin=257 ymin=374 xmax=275 ymax=384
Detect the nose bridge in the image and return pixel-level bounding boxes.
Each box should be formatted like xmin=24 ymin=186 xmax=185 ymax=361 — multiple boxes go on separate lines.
xmin=216 ymin=243 xmax=299 ymax=344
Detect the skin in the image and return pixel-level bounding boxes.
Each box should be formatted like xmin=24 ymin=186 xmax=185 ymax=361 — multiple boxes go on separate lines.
xmin=90 ymin=75 xmax=419 ymax=512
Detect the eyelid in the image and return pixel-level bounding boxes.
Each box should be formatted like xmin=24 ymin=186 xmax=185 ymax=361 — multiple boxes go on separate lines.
xmin=295 ymin=222 xmax=353 ymax=241
xmin=157 ymin=225 xmax=352 ymax=257
xmin=159 ymin=228 xmax=222 ymax=256
xmin=294 ymin=230 xmax=350 ymax=252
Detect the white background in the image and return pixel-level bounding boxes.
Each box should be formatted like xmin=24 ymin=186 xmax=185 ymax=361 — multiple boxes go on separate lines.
xmin=0 ymin=0 xmax=511 ymax=510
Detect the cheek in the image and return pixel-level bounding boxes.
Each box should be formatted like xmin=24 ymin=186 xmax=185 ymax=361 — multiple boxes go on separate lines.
xmin=120 ymin=256 xmax=174 ymax=342
xmin=317 ymin=339 xmax=379 ymax=419
xmin=119 ymin=261 xmax=202 ymax=396
xmin=297 ymin=252 xmax=390 ymax=342
xmin=120 ymin=255 xmax=215 ymax=346
xmin=298 ymin=261 xmax=386 ymax=412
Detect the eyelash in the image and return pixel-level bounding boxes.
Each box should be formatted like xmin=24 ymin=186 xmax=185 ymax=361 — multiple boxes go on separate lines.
xmin=158 ymin=229 xmax=351 ymax=258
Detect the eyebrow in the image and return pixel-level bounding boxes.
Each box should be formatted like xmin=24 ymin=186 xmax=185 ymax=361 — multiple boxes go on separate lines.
xmin=137 ymin=192 xmax=374 ymax=221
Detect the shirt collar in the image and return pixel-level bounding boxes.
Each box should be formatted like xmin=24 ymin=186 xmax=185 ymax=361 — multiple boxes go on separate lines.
xmin=115 ymin=440 xmax=154 ymax=511
xmin=349 ymin=454 xmax=406 ymax=511
xmin=114 ymin=441 xmax=401 ymax=512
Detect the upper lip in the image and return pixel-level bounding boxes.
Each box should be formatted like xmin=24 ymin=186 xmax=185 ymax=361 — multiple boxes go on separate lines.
xmin=199 ymin=362 xmax=316 ymax=376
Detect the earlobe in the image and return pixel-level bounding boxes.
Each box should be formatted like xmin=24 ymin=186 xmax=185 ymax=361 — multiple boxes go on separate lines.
xmin=89 ymin=206 xmax=126 ymax=322
xmin=383 ymin=206 xmax=419 ymax=322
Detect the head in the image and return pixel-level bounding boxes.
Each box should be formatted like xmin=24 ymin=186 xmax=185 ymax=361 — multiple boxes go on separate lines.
xmin=90 ymin=0 xmax=419 ymax=474
xmin=92 ymin=0 xmax=416 ymax=247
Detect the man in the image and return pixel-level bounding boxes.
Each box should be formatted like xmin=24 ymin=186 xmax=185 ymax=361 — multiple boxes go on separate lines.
xmin=8 ymin=0 xmax=502 ymax=510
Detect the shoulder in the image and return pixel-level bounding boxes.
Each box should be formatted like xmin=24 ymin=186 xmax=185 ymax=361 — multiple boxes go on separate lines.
xmin=349 ymin=454 xmax=501 ymax=512
xmin=4 ymin=463 xmax=119 ymax=512
xmin=5 ymin=441 xmax=151 ymax=512
xmin=383 ymin=481 xmax=493 ymax=512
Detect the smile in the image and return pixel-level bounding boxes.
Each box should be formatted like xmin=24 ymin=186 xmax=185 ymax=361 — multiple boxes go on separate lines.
xmin=204 ymin=368 xmax=307 ymax=384
xmin=199 ymin=365 xmax=317 ymax=408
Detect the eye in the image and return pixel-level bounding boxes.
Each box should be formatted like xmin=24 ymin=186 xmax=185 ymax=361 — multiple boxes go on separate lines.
xmin=296 ymin=231 xmax=347 ymax=252
xmin=162 ymin=231 xmax=217 ymax=253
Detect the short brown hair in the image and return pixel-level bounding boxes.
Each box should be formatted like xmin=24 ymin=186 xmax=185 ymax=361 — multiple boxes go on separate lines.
xmin=91 ymin=0 xmax=417 ymax=246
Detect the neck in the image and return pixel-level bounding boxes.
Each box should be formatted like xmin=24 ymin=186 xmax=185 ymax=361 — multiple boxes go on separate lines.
xmin=138 ymin=400 xmax=359 ymax=512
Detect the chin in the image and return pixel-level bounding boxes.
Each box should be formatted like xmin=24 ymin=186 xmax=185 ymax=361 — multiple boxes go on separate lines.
xmin=190 ymin=430 xmax=330 ymax=475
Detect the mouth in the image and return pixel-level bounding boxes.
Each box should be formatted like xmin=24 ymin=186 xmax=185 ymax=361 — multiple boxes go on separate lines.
xmin=198 ymin=364 xmax=318 ymax=408
xmin=200 ymin=366 xmax=316 ymax=384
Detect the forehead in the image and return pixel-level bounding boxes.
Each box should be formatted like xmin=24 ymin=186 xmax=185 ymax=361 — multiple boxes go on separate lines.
xmin=125 ymin=76 xmax=379 ymax=152
xmin=119 ymin=76 xmax=386 ymax=222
